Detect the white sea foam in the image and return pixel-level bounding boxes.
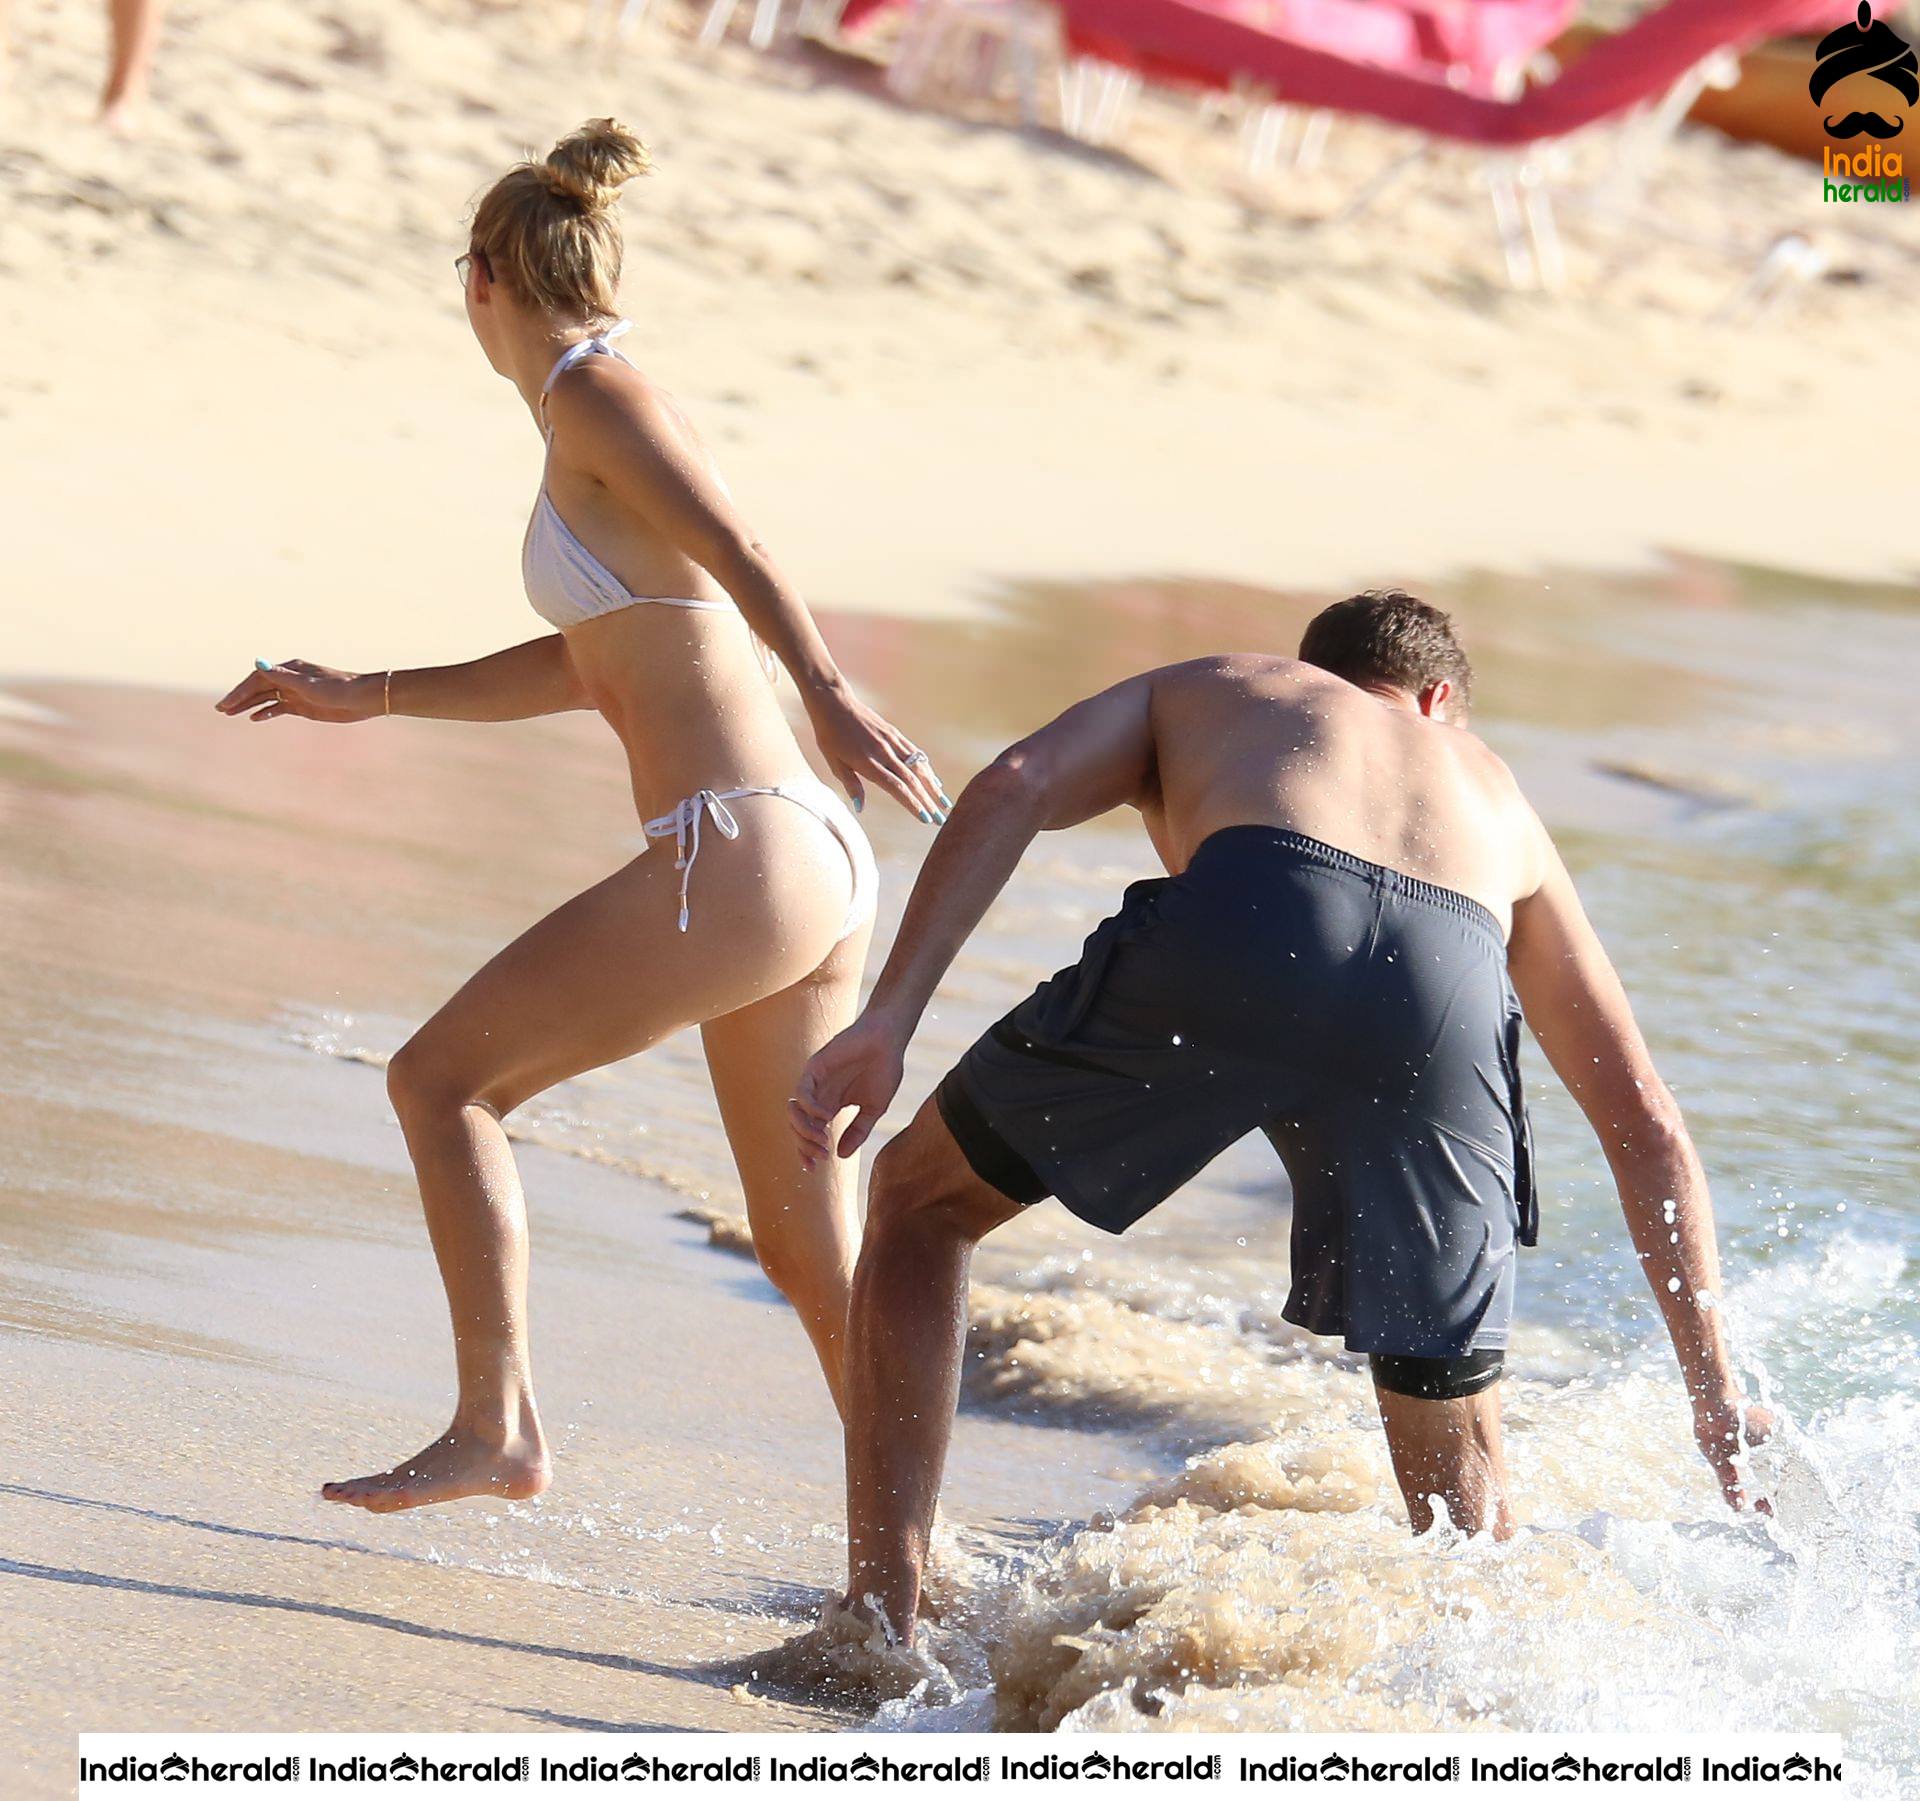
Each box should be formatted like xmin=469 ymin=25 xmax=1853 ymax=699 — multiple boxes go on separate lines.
xmin=898 ymin=1256 xmax=1920 ymax=1790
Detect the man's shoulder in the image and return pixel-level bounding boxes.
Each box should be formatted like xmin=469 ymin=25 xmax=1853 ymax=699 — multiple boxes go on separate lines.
xmin=1451 ymin=733 xmax=1549 ymax=892
xmin=1151 ymin=652 xmax=1311 ymax=688
xmin=1457 ymin=728 xmax=1529 ymax=806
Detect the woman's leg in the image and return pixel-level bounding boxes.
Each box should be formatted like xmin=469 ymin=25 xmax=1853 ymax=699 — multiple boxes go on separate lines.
xmin=100 ymin=0 xmax=165 ymax=130
xmin=701 ymin=918 xmax=873 ymax=1412
xmin=323 ymin=835 xmax=834 ymax=1514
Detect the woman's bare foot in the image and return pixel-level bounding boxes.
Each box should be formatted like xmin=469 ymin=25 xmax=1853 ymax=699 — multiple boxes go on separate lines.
xmin=97 ymin=76 xmax=152 ymax=137
xmin=97 ymin=94 xmax=145 ymax=136
xmin=321 ymin=1420 xmax=550 ymax=1514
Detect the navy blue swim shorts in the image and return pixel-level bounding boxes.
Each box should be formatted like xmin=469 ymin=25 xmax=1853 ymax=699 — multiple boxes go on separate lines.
xmin=936 ymin=827 xmax=1537 ymax=1358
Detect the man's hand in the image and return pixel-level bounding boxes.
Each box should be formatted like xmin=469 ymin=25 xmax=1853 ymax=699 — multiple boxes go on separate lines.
xmin=789 ymin=1014 xmax=908 ymax=1169
xmin=1692 ymin=1384 xmax=1775 ymax=1514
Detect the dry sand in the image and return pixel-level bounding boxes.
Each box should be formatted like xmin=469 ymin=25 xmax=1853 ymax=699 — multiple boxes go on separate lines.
xmin=2 ymin=0 xmax=1916 ymax=694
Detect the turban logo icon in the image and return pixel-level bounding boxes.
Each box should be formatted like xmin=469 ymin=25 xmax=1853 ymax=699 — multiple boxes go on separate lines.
xmin=1811 ymin=2 xmax=1918 ymax=138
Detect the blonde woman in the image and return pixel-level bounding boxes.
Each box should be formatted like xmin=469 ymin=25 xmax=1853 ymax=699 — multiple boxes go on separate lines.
xmin=217 ymin=121 xmax=947 ymax=1514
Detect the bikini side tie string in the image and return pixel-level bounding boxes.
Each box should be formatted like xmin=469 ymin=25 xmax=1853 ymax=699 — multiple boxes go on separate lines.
xmin=644 ymin=787 xmax=751 ymax=932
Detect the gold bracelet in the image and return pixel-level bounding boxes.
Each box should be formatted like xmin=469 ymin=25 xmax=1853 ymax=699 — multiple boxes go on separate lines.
xmin=383 ymin=670 xmax=393 ymax=717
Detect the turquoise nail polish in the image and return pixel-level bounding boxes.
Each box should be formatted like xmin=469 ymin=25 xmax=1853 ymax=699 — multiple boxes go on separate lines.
xmin=919 ymin=809 xmax=933 ymax=824
xmin=852 ymin=793 xmax=864 ymax=814
xmin=936 ymin=811 xmax=950 ymax=826
xmin=255 ymin=658 xmax=273 ymax=672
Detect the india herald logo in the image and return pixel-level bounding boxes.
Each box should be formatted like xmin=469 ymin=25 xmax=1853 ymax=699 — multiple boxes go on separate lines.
xmin=1811 ymin=2 xmax=1917 ymax=138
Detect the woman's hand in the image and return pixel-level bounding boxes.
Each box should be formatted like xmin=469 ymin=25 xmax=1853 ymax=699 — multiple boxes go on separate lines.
xmin=805 ymin=685 xmax=948 ymax=822
xmin=215 ymin=659 xmax=383 ymax=724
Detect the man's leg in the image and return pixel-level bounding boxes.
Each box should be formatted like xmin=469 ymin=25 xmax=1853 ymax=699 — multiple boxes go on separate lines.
xmin=843 ymin=1093 xmax=1025 ymax=1641
xmin=1372 ymin=1358 xmax=1516 ymax=1539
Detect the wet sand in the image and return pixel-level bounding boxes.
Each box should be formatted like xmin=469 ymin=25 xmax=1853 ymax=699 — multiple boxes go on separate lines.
xmin=0 ymin=679 xmax=1163 ymax=1790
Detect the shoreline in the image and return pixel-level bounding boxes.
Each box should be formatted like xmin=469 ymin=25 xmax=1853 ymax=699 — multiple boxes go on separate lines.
xmin=4 ymin=260 xmax=1916 ymax=701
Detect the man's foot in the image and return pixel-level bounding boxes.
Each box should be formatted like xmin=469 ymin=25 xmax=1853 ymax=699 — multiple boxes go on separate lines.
xmin=321 ymin=1424 xmax=550 ymax=1514
xmin=749 ymin=1593 xmax=956 ymax=1704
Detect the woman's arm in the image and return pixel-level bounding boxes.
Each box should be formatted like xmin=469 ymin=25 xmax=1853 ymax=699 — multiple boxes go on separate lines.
xmin=546 ymin=369 xmax=945 ymax=820
xmin=215 ymin=636 xmax=590 ymax=725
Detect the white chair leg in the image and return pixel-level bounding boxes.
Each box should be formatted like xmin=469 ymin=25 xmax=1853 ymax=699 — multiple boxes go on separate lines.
xmin=749 ymin=0 xmax=786 ymax=50
xmin=1293 ymin=107 xmax=1332 ymax=172
xmin=1091 ymin=67 xmax=1138 ymax=145
xmin=888 ymin=0 xmax=943 ymax=96
xmin=1519 ymin=159 xmax=1565 ymax=293
xmin=1078 ymin=64 xmax=1117 ymax=142
xmin=1086 ymin=65 xmax=1118 ymax=141
xmin=1329 ymin=145 xmax=1421 ymax=226
xmin=1241 ymin=100 xmax=1292 ymax=177
xmin=615 ymin=0 xmax=652 ymax=37
xmin=1486 ymin=159 xmax=1538 ymax=288
xmin=1062 ymin=55 xmax=1128 ymax=141
xmin=1061 ymin=57 xmax=1095 ymax=136
xmin=697 ymin=0 xmax=741 ymax=48
xmin=1007 ymin=28 xmax=1041 ymax=124
xmin=1593 ymin=50 xmax=1736 ymax=215
xmin=1711 ymin=232 xmax=1826 ymax=326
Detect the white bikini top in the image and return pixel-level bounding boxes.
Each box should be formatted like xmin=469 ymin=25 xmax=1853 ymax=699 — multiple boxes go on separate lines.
xmin=522 ymin=322 xmax=737 ymax=631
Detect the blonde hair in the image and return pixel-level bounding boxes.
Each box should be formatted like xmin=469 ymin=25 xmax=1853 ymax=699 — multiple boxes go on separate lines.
xmin=469 ymin=119 xmax=652 ymax=320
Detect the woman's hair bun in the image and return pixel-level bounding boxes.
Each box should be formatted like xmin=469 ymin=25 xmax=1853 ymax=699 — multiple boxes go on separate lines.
xmin=542 ymin=118 xmax=652 ymax=213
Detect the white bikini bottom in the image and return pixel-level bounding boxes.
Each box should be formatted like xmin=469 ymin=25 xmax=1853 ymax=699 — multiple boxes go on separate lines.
xmin=642 ymin=774 xmax=878 ymax=941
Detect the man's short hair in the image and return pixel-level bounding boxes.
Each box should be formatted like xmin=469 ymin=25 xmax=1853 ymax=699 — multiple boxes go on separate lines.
xmin=1298 ymin=589 xmax=1473 ymax=711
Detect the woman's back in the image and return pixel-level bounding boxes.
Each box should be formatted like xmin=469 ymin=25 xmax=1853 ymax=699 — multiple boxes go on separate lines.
xmin=524 ymin=330 xmax=811 ymax=816
xmin=527 ymin=329 xmax=732 ymax=617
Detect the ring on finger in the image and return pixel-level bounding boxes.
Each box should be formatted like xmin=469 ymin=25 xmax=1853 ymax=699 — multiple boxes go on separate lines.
xmin=906 ymin=749 xmax=930 ymax=767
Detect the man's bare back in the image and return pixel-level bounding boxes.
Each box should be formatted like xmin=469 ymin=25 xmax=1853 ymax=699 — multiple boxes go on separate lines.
xmin=1138 ymin=655 xmax=1541 ymax=932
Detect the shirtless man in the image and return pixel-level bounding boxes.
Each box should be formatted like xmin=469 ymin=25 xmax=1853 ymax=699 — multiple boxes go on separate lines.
xmin=789 ymin=589 xmax=1773 ymax=1647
